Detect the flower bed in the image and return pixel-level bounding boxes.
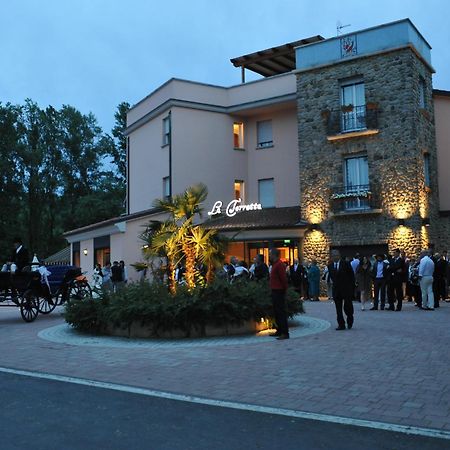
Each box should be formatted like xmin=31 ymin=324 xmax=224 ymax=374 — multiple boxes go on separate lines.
xmin=64 ymin=279 xmax=304 ymax=338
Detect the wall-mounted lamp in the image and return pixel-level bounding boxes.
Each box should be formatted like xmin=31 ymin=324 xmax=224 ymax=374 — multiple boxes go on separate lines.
xmin=83 ymin=248 xmax=88 ymax=256
xmin=421 ymin=218 xmax=430 ymax=227
xmin=309 ymin=223 xmax=320 ymax=231
xmin=397 ymin=218 xmax=406 ymax=226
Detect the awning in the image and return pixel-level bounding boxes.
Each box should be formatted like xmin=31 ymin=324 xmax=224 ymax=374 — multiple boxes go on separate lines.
xmin=203 ymin=206 xmax=308 ymax=232
xmin=230 ymin=36 xmax=324 ymax=78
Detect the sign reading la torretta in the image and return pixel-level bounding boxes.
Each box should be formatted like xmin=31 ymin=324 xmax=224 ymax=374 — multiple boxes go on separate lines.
xmin=207 ymin=198 xmax=263 ymax=218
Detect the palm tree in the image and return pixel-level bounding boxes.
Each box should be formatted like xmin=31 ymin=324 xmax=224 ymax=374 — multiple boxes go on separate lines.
xmin=140 ymin=183 xmax=221 ymax=292
xmin=188 ymin=227 xmax=226 ymax=284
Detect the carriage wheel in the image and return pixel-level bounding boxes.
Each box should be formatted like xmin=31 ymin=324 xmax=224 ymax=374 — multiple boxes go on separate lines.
xmin=38 ymin=296 xmax=57 ymax=314
xmin=20 ymin=290 xmax=39 ymax=322
xmin=69 ymin=280 xmax=92 ymax=301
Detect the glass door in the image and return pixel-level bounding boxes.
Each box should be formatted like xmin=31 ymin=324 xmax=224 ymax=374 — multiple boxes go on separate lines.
xmin=345 ymin=157 xmax=369 ymax=210
xmin=341 ymin=82 xmax=365 ymax=131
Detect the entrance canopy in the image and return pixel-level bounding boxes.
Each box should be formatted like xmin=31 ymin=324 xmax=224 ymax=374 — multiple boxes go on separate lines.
xmin=204 ymin=206 xmax=307 ymax=232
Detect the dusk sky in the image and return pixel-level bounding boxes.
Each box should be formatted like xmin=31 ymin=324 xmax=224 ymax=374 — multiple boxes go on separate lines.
xmin=2 ymin=0 xmax=449 ymax=133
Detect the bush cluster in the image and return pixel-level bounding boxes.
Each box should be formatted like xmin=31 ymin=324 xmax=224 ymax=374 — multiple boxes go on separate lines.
xmin=64 ymin=279 xmax=304 ymax=337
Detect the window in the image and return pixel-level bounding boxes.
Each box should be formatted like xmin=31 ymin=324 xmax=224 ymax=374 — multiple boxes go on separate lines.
xmin=341 ymin=81 xmax=365 ymax=132
xmin=256 ymin=120 xmax=273 ymax=148
xmin=423 ymin=153 xmax=430 ymax=187
xmin=419 ymin=78 xmax=426 ymax=108
xmin=72 ymin=241 xmax=80 ymax=267
xmin=94 ymin=235 xmax=111 ymax=267
xmin=234 ymin=180 xmax=245 ymax=201
xmin=344 ymin=156 xmax=369 ymax=210
xmin=162 ymin=116 xmax=171 ymax=146
xmin=163 ymin=176 xmax=170 ymax=199
xmin=258 ymin=178 xmax=274 ymax=207
xmin=233 ymin=122 xmax=244 ymax=149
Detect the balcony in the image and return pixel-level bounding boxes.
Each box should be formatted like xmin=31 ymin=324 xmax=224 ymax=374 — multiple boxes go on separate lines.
xmin=324 ymin=104 xmax=379 ymax=141
xmin=330 ymin=184 xmax=381 ymax=215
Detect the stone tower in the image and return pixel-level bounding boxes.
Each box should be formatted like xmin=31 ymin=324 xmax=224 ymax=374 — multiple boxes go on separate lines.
xmin=295 ymin=19 xmax=439 ymax=263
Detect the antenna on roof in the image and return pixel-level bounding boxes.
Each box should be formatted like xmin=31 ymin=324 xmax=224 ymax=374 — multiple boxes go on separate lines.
xmin=336 ymin=21 xmax=351 ymax=36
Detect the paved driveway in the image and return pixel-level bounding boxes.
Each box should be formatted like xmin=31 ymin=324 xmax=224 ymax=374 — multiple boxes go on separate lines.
xmin=0 ymin=300 xmax=449 ymax=433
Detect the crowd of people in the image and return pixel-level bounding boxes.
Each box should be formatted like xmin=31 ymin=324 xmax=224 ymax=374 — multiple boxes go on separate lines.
xmin=92 ymin=260 xmax=128 ymax=293
xmin=217 ymin=247 xmax=449 ymax=336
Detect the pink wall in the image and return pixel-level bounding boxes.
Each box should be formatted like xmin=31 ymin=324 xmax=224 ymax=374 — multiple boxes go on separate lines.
xmin=128 ymin=111 xmax=170 ymax=214
xmin=243 ymin=106 xmax=300 ymax=207
xmin=127 ymin=74 xmax=296 ymax=128
xmin=171 ymin=107 xmax=248 ymax=212
xmin=434 ymin=95 xmax=450 ymax=211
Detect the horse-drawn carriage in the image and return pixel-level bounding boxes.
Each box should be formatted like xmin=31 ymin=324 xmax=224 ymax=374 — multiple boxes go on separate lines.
xmin=0 ymin=265 xmax=92 ymax=322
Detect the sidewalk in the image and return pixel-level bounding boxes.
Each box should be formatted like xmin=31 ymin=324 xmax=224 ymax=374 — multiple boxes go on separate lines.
xmin=0 ymin=300 xmax=449 ymax=432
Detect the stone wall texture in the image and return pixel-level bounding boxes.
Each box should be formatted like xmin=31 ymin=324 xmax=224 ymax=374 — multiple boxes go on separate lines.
xmin=296 ymin=47 xmax=445 ymax=266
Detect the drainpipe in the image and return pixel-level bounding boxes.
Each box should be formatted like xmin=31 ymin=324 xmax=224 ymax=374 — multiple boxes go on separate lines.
xmin=168 ymin=111 xmax=172 ymax=201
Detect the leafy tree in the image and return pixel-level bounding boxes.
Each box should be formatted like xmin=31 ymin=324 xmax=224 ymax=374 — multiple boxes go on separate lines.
xmin=0 ymin=99 xmax=129 ymax=260
xmin=111 ymin=101 xmax=130 ymax=182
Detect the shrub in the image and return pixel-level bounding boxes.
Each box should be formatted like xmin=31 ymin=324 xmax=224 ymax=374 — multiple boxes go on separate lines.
xmin=64 ymin=278 xmax=304 ymax=337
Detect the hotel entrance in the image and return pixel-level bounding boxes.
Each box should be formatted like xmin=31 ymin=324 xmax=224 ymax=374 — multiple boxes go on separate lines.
xmin=226 ymin=239 xmax=299 ymax=266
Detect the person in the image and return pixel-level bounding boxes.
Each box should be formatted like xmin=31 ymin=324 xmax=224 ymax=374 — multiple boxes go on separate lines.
xmin=328 ymin=250 xmax=355 ymax=330
xmin=443 ymin=250 xmax=450 ymax=301
xmin=322 ymin=261 xmax=333 ymax=300
xmin=92 ymin=263 xmax=103 ymax=289
xmin=356 ymin=256 xmax=372 ymax=310
xmin=351 ymin=253 xmax=361 ymax=301
xmin=269 ymin=248 xmax=289 ymax=340
xmin=387 ymin=249 xmax=405 ymax=311
xmin=102 ymin=261 xmax=113 ymax=292
xmin=111 ymin=260 xmax=125 ymax=292
xmin=253 ymin=254 xmax=269 ymax=281
xmin=9 ymin=237 xmax=29 ymax=272
xmin=408 ymin=258 xmax=422 ymax=307
xmin=120 ymin=260 xmax=128 ymax=284
xmin=370 ymin=254 xmax=389 ymax=310
xmin=224 ymin=256 xmax=238 ymax=281
xmin=232 ymin=260 xmax=249 ymax=281
xmin=289 ymin=258 xmax=303 ymax=296
xmin=401 ymin=251 xmax=410 ymax=300
xmin=418 ymin=250 xmax=435 ymax=310
xmin=432 ymin=253 xmax=447 ymax=307
xmin=176 ymin=263 xmax=186 ymax=284
xmin=307 ymin=259 xmax=320 ymax=301
xmin=301 ymin=260 xmax=310 ymax=300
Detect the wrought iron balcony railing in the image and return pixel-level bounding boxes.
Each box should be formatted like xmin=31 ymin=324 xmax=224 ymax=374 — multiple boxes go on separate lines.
xmin=325 ymin=104 xmax=379 ymax=136
xmin=330 ymin=184 xmax=380 ymax=213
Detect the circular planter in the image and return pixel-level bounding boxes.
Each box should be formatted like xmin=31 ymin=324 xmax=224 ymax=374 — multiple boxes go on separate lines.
xmin=106 ymin=319 xmax=270 ymax=339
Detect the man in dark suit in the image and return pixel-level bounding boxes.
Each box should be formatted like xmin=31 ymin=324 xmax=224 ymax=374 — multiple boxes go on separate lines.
xmin=371 ymin=254 xmax=389 ymax=310
xmin=387 ymin=249 xmax=406 ymax=311
xmin=328 ymin=250 xmax=355 ymax=330
xmin=10 ymin=237 xmax=29 ymax=272
xmin=288 ymin=258 xmax=303 ymax=296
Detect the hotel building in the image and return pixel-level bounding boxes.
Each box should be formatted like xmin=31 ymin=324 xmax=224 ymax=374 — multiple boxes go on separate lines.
xmin=65 ymin=19 xmax=450 ymax=279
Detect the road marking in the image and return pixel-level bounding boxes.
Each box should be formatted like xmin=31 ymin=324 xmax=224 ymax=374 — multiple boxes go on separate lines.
xmin=1 ymin=365 xmax=449 ymax=441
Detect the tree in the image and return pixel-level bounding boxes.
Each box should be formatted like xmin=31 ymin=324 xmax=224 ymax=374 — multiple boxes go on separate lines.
xmin=139 ymin=184 xmax=225 ymax=292
xmin=0 ymin=102 xmax=26 ymax=258
xmin=0 ymin=99 xmax=128 ymax=259
xmin=111 ymin=101 xmax=130 ymax=182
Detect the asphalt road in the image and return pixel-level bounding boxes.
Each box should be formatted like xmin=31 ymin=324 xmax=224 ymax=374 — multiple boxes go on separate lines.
xmin=0 ymin=372 xmax=447 ymax=450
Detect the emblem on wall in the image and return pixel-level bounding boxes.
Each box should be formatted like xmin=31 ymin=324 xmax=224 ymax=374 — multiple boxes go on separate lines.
xmin=340 ymin=34 xmax=357 ymax=58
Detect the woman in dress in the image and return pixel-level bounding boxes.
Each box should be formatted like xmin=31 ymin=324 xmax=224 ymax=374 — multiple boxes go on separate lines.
xmin=356 ymin=256 xmax=372 ymax=310
xmin=307 ymin=259 xmax=321 ymax=301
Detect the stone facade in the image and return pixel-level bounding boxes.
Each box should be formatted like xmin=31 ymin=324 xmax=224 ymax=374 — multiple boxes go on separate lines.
xmin=296 ymin=47 xmax=441 ymax=265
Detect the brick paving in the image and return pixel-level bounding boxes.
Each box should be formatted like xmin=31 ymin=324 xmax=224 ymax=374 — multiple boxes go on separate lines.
xmin=0 ymin=300 xmax=449 ymax=432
